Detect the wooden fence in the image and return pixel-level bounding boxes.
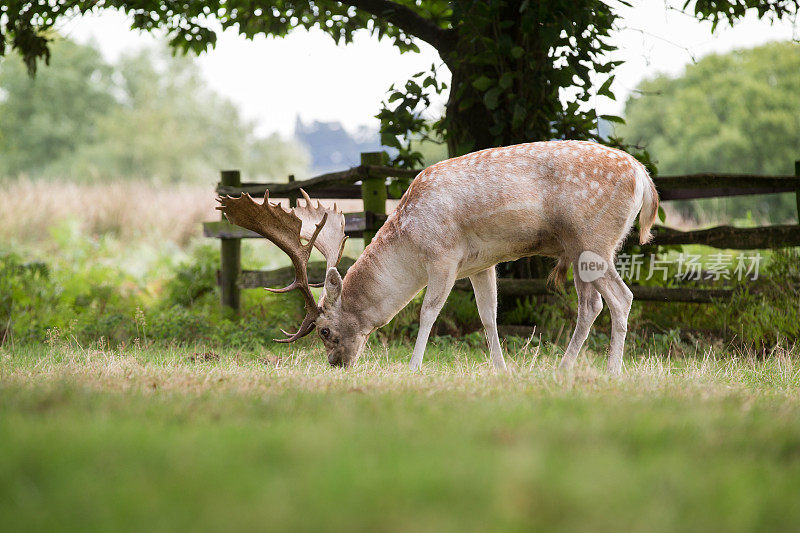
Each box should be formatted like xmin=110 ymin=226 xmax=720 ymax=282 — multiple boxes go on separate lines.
xmin=204 ymin=152 xmax=800 ymax=312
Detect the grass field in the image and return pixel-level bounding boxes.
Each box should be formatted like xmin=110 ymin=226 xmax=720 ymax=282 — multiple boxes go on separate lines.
xmin=3 ymin=340 xmax=800 ymax=532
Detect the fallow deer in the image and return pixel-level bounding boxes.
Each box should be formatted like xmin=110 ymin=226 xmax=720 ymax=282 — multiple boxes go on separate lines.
xmin=217 ymin=140 xmax=659 ymax=374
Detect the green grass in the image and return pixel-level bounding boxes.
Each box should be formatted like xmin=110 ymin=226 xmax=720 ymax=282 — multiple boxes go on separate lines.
xmin=3 ymin=341 xmax=800 ymax=531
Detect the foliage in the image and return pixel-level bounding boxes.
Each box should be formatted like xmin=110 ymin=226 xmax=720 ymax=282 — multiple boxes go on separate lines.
xmin=717 ymin=248 xmax=800 ymax=346
xmin=0 ymin=37 xmax=308 ymax=182
xmin=504 ymin=293 xmax=575 ymax=333
xmin=0 ymin=38 xmax=116 ymax=177
xmin=621 ymin=41 xmax=800 ymax=222
xmin=0 ymin=254 xmax=53 ymax=344
xmin=0 ymin=219 xmax=297 ymax=348
xmin=163 ymin=245 xmax=219 ymax=308
xmin=4 ymin=1 xmax=797 ymax=171
xmin=689 ymin=0 xmax=800 ymax=28
xmin=379 ymin=0 xmax=627 ymax=166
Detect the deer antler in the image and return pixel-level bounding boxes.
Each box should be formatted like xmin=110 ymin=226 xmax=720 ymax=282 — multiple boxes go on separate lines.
xmin=292 ymin=189 xmax=347 ymax=271
xmin=216 ymin=191 xmax=326 ymax=342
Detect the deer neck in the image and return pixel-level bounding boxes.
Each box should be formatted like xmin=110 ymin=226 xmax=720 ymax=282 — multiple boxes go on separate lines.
xmin=340 ymin=229 xmax=425 ymax=332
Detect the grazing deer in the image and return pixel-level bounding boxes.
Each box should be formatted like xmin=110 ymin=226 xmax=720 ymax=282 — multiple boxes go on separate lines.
xmin=217 ymin=140 xmax=659 ymax=374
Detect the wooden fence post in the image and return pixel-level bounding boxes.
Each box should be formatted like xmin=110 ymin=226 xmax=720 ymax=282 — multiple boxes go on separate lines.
xmin=361 ymin=152 xmax=388 ymax=246
xmin=220 ymin=170 xmax=241 ymax=314
xmin=288 ymin=174 xmax=298 ymax=208
xmin=795 ymin=160 xmax=799 ymax=224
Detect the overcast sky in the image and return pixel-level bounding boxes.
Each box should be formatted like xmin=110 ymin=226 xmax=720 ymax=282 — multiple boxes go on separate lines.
xmin=59 ymin=2 xmax=797 ymax=138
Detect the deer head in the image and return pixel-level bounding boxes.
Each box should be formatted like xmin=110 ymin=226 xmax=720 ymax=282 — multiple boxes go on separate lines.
xmin=216 ymin=189 xmax=368 ymax=366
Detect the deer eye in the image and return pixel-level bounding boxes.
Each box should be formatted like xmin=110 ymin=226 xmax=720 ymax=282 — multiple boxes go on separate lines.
xmin=320 ymin=327 xmax=330 ymax=338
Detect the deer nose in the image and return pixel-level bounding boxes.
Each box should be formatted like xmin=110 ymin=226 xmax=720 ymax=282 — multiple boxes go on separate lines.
xmin=328 ymin=354 xmax=344 ymax=367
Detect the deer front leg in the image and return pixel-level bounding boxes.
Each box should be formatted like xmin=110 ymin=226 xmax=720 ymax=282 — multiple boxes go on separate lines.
xmin=409 ymin=266 xmax=457 ymax=371
xmin=469 ymin=267 xmax=507 ymax=371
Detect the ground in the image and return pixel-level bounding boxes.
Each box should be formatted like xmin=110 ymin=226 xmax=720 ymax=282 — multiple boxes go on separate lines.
xmin=2 ymin=340 xmax=800 ymax=531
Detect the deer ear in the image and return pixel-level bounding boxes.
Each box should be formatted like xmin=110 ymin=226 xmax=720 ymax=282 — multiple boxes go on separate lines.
xmin=324 ymin=267 xmax=342 ymax=304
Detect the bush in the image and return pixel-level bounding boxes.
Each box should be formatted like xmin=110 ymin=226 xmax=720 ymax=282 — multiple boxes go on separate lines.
xmin=718 ymin=249 xmax=800 ymax=346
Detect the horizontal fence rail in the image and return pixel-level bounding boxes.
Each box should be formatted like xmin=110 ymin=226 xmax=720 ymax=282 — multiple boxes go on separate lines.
xmin=215 ymin=165 xmax=419 ymax=199
xmin=206 ymin=152 xmax=800 ymax=313
xmin=623 ymin=224 xmax=800 ymax=249
xmin=240 ymin=259 xmax=800 ymax=305
xmin=205 ymin=212 xmax=389 ymax=240
xmin=234 ymin=261 xmax=746 ymax=304
xmin=654 ymin=173 xmax=800 ymax=201
xmin=216 ymin=170 xmax=800 ymax=203
xmin=233 ymin=258 xmax=358 ymax=290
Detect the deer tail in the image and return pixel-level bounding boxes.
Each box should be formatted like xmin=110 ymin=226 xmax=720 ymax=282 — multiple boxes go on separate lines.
xmin=547 ymin=255 xmax=570 ymax=289
xmin=637 ymin=166 xmax=659 ymax=245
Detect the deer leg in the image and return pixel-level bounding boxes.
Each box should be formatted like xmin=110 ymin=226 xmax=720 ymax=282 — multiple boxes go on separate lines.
xmin=409 ymin=267 xmax=457 ymax=371
xmin=591 ymin=267 xmax=633 ymax=375
xmin=469 ymin=267 xmax=507 ymax=371
xmin=559 ymin=275 xmax=603 ymax=371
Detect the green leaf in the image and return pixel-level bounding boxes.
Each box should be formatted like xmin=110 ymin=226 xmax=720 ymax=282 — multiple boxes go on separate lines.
xmin=510 ymin=46 xmax=524 ymax=59
xmin=658 ymin=206 xmax=667 ymax=223
xmin=380 ymin=132 xmax=402 ymax=149
xmin=484 ymin=87 xmax=503 ymax=110
xmin=499 ymin=72 xmax=514 ymax=90
xmin=597 ymin=76 xmax=615 ymax=99
xmin=599 ymin=114 xmax=626 ymax=125
xmin=471 ymin=76 xmax=494 ymax=91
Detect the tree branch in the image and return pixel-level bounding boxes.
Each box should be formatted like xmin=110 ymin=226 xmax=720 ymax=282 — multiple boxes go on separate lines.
xmin=343 ymin=0 xmax=456 ymax=52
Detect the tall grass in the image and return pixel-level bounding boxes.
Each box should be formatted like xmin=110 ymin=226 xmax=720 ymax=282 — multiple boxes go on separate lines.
xmin=1 ymin=179 xmax=218 ymax=247
xmin=0 ymin=179 xmax=372 ymax=249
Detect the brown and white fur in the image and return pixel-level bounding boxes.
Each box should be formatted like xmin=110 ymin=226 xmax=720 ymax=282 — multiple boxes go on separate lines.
xmin=316 ymin=140 xmax=659 ymax=374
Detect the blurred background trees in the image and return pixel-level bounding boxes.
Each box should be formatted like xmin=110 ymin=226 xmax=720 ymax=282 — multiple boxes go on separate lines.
xmin=621 ymin=41 xmax=800 ymax=223
xmin=0 ymin=37 xmax=309 ymax=182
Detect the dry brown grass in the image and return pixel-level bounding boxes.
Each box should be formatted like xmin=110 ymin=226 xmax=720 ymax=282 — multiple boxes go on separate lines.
xmin=0 ymin=179 xmax=403 ymax=249
xmin=2 ymin=179 xmax=218 ymax=246
xmin=4 ymin=341 xmax=799 ymax=400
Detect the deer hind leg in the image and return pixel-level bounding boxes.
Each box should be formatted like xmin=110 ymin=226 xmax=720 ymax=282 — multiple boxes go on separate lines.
xmin=469 ymin=267 xmax=507 ymax=371
xmin=559 ymin=275 xmax=603 ymax=372
xmin=409 ymin=265 xmax=458 ymax=371
xmin=591 ymin=266 xmax=633 ymax=375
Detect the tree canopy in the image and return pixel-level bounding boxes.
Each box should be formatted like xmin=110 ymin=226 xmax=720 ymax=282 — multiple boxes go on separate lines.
xmin=0 ymin=37 xmax=308 ymax=181
xmin=621 ymin=41 xmax=800 ymax=222
xmin=3 ymin=0 xmax=798 ymax=168
xmin=622 ymin=41 xmax=800 ymax=176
